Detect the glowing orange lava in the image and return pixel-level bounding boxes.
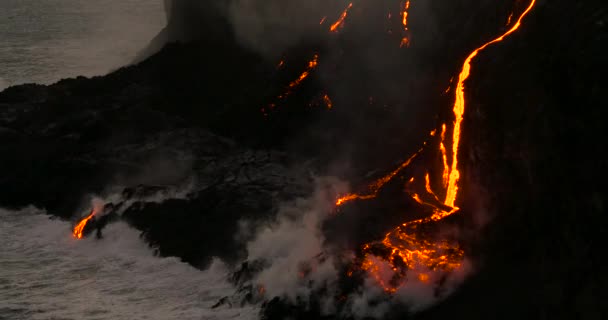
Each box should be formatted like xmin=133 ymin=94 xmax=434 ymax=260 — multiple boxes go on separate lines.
xmin=263 ymin=54 xmax=320 ymax=114
xmin=335 ymin=150 xmax=421 ymax=206
xmin=286 ymin=54 xmax=319 ymax=91
xmin=400 ymin=0 xmax=411 ymax=47
xmin=73 ymin=210 xmax=95 ymax=239
xmin=330 ymin=3 xmax=353 ymax=32
xmin=506 ymin=12 xmax=514 ymax=26
xmin=425 ymin=173 xmax=440 ymax=201
xmin=439 ymin=124 xmax=449 ymax=187
xmin=323 ymin=94 xmax=333 ymax=109
xmin=445 ymin=0 xmax=536 ymax=208
xmin=340 ymin=0 xmax=537 ymax=293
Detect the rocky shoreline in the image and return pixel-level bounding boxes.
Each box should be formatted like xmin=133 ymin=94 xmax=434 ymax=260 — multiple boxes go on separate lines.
xmin=1 ymin=0 xmax=605 ymax=319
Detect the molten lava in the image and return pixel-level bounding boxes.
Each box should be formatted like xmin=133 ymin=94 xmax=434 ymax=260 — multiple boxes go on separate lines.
xmin=439 ymin=123 xmax=449 ymax=187
xmin=400 ymin=0 xmax=411 ymax=47
xmin=445 ymin=0 xmax=536 ymax=208
xmin=334 ymin=0 xmax=537 ymax=293
xmin=425 ymin=173 xmax=440 ymax=201
xmin=330 ymin=3 xmax=353 ymax=32
xmin=286 ymin=55 xmax=319 ymax=91
xmin=263 ymin=54 xmax=320 ymax=114
xmin=73 ymin=210 xmax=96 ymax=239
xmin=323 ymin=94 xmax=333 ymax=109
xmin=335 ymin=150 xmax=421 ymax=206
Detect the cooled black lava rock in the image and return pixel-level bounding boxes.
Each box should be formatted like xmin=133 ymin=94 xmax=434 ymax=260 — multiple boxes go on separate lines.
xmin=1 ymin=0 xmax=605 ymax=319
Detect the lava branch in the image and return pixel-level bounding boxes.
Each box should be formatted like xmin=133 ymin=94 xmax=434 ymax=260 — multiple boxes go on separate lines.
xmin=73 ymin=209 xmax=96 ymax=239
xmin=335 ymin=149 xmax=422 ymax=206
xmin=322 ymin=93 xmax=333 ymax=109
xmin=439 ymin=124 xmax=449 ymax=187
xmin=444 ymin=0 xmax=536 ymax=208
xmin=400 ymin=0 xmax=412 ymax=47
xmin=263 ymin=54 xmax=319 ymax=114
xmin=330 ymin=3 xmax=353 ymax=32
xmin=285 ymin=54 xmax=319 ymax=91
xmin=338 ymin=0 xmax=537 ymax=293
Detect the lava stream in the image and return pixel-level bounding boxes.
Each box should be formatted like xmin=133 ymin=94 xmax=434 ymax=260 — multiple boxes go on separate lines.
xmin=330 ymin=3 xmax=353 ymax=32
xmin=335 ymin=149 xmax=422 ymax=206
xmin=400 ymin=0 xmax=411 ymax=47
xmin=73 ymin=210 xmax=96 ymax=239
xmin=444 ymin=0 xmax=536 ymax=208
xmin=335 ymin=0 xmax=537 ymax=293
xmin=263 ymin=54 xmax=319 ymax=114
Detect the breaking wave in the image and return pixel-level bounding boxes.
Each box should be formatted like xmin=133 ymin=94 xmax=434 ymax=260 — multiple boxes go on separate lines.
xmin=0 ymin=207 xmax=256 ymax=320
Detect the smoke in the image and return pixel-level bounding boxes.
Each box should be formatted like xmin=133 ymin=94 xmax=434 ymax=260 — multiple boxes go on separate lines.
xmin=239 ymin=178 xmax=471 ymax=318
xmin=160 ymin=0 xmax=479 ymax=316
xmin=1 ymin=206 xmax=259 ymax=320
xmin=0 ymin=77 xmax=8 ymax=91
xmin=74 ymin=180 xmax=195 ymax=224
xmin=244 ymin=178 xmax=345 ymax=301
xmin=227 ymin=0 xmax=339 ymax=57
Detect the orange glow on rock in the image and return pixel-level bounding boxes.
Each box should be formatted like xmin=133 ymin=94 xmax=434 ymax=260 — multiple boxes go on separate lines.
xmin=335 ymin=149 xmax=421 ymax=206
xmin=322 ymin=94 xmax=333 ymax=109
xmin=265 ymin=54 xmax=319 ymax=114
xmin=445 ymin=0 xmax=536 ymax=208
xmin=400 ymin=0 xmax=411 ymax=47
xmin=72 ymin=210 xmax=96 ymax=239
xmin=348 ymin=0 xmax=536 ymax=293
xmin=330 ymin=3 xmax=353 ymax=32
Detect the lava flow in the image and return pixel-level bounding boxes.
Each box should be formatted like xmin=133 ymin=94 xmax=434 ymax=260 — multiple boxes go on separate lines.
xmin=285 ymin=54 xmax=319 ymax=92
xmin=330 ymin=3 xmax=353 ymax=32
xmin=263 ymin=54 xmax=319 ymax=114
xmin=73 ymin=209 xmax=96 ymax=239
xmin=400 ymin=0 xmax=411 ymax=47
xmin=335 ymin=150 xmax=421 ymax=206
xmin=335 ymin=0 xmax=537 ymax=293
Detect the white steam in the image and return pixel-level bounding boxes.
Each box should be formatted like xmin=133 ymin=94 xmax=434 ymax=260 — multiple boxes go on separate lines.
xmin=245 ymin=178 xmax=345 ymax=301
xmin=0 ymin=206 xmax=257 ymax=320
xmin=241 ymin=178 xmax=472 ymax=318
xmin=76 ymin=180 xmax=195 ymax=221
xmin=228 ymin=0 xmax=340 ymax=56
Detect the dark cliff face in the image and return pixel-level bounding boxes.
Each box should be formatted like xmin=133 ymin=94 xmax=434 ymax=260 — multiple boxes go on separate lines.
xmin=0 ymin=0 xmax=606 ymax=318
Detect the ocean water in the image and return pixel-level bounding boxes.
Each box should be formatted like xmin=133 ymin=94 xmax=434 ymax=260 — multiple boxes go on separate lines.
xmin=0 ymin=207 xmax=257 ymax=320
xmin=0 ymin=0 xmax=166 ymax=90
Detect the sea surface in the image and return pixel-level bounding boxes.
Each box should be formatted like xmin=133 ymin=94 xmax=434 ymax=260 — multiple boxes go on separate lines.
xmin=0 ymin=0 xmax=166 ymax=90
xmin=0 ymin=207 xmax=257 ymax=320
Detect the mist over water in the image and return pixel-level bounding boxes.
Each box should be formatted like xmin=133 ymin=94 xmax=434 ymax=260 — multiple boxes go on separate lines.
xmin=0 ymin=207 xmax=257 ymax=320
xmin=0 ymin=0 xmax=166 ymax=90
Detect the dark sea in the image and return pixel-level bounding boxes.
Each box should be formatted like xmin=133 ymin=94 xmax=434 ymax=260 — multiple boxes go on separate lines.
xmin=0 ymin=0 xmax=165 ymax=89
xmin=0 ymin=208 xmax=256 ymax=319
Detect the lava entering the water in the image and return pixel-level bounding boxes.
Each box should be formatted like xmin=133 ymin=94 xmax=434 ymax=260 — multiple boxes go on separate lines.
xmin=73 ymin=209 xmax=96 ymax=239
xmin=334 ymin=0 xmax=537 ymax=293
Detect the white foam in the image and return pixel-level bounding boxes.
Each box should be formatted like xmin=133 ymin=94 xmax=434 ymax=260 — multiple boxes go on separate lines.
xmin=0 ymin=207 xmax=258 ymax=320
